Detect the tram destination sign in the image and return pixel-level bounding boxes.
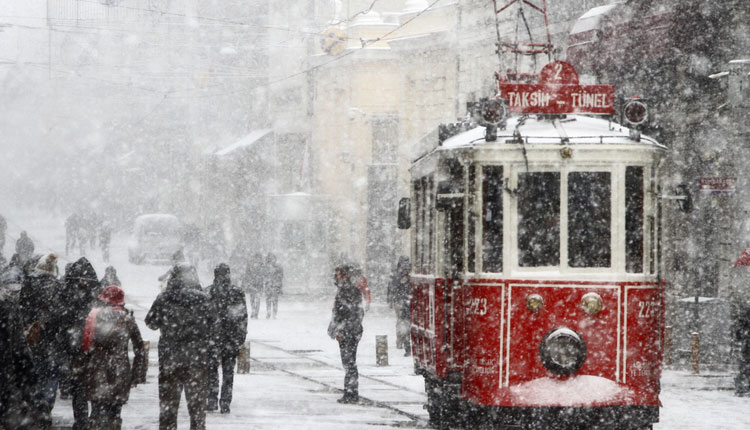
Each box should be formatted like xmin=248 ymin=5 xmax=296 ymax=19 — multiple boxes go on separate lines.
xmin=500 ymin=61 xmax=615 ymax=115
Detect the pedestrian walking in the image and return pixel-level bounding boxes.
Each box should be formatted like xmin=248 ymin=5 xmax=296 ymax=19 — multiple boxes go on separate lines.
xmin=205 ymin=263 xmax=248 ymax=414
xmin=100 ymin=266 xmax=121 ymax=293
xmin=65 ymin=213 xmax=80 ymax=256
xmin=17 ymin=253 xmax=60 ymax=426
xmin=99 ymin=222 xmax=112 ymax=263
xmin=242 ymin=253 xmax=264 ymax=319
xmin=82 ymin=285 xmax=147 ymax=429
xmin=1 ymin=261 xmax=43 ymax=430
xmin=146 ymin=262 xmax=214 ymax=430
xmin=328 ymin=264 xmax=364 ymax=404
xmin=15 ymin=231 xmax=35 ymax=264
xmin=734 ymin=301 xmax=750 ymax=396
xmin=0 ymin=213 xmax=6 ymax=255
xmin=387 ymin=256 xmax=412 ymax=356
xmin=264 ymin=253 xmax=283 ymax=319
xmin=58 ymin=257 xmax=100 ymax=430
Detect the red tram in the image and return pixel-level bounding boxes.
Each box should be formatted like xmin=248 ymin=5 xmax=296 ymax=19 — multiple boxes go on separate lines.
xmin=401 ymin=62 xmax=666 ymax=429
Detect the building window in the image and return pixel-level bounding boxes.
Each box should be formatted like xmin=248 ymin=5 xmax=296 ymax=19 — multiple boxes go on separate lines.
xmin=568 ymin=172 xmax=611 ymax=268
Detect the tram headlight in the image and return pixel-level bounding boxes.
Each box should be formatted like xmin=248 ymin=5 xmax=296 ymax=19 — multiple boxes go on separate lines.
xmin=526 ymin=294 xmax=544 ymax=312
xmin=581 ymin=292 xmax=603 ymax=316
xmin=540 ymin=328 xmax=587 ymax=375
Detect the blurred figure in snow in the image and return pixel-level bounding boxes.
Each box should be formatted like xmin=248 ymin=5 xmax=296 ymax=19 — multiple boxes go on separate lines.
xmin=100 ymin=266 xmax=121 ymax=288
xmin=65 ymin=213 xmax=80 ymax=256
xmin=15 ymin=231 xmax=35 ymax=264
xmin=328 ymin=263 xmax=364 ymax=404
xmin=263 ymin=253 xmax=283 ymax=319
xmin=0 ymin=213 xmax=6 ymax=255
xmin=350 ymin=263 xmax=371 ymax=312
xmin=98 ymin=222 xmax=112 ymax=263
xmin=242 ymin=253 xmax=264 ymax=319
xmin=146 ymin=262 xmax=213 ymax=430
xmin=387 ymin=256 xmax=412 ymax=356
xmin=82 ymin=285 xmax=146 ymax=430
xmin=204 ymin=264 xmax=247 ymax=413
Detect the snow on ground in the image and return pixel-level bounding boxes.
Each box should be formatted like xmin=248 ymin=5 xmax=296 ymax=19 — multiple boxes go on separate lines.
xmin=2 ymin=208 xmax=750 ymax=429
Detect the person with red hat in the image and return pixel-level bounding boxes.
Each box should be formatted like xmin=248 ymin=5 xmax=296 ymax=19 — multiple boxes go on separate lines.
xmin=81 ymin=285 xmax=147 ymax=430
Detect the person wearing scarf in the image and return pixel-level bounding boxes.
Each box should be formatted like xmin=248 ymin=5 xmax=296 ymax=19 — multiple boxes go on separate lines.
xmin=82 ymin=285 xmax=146 ymax=430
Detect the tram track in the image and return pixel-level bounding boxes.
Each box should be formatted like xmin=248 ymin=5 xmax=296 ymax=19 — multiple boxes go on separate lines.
xmin=249 ymin=339 xmax=430 ymax=428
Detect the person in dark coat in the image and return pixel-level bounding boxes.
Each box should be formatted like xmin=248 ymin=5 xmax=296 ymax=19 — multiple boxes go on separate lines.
xmin=387 ymin=256 xmax=412 ymax=356
xmin=329 ymin=264 xmax=364 ymax=404
xmin=264 ymin=253 xmax=283 ymax=319
xmin=1 ymin=265 xmax=43 ymax=429
xmin=82 ymin=285 xmax=146 ymax=429
xmin=15 ymin=231 xmax=35 ymax=264
xmin=99 ymin=266 xmax=121 ymax=295
xmin=56 ymin=257 xmax=101 ymax=430
xmin=146 ymin=262 xmax=214 ymax=430
xmin=204 ymin=263 xmax=247 ymax=413
xmin=242 ymin=253 xmax=264 ymax=319
xmin=734 ymin=301 xmax=750 ymax=396
xmin=18 ymin=253 xmax=60 ymax=425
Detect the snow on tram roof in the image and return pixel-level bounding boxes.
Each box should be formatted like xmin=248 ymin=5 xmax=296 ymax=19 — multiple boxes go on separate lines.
xmin=440 ymin=114 xmax=664 ymax=149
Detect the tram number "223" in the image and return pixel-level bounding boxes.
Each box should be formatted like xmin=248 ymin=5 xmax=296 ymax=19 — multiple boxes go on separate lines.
xmin=637 ymin=301 xmax=659 ymax=319
xmin=467 ymin=298 xmax=488 ymax=316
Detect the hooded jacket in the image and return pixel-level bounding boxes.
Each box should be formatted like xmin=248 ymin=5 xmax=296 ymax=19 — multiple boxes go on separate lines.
xmin=145 ymin=263 xmax=214 ymax=369
xmin=82 ymin=287 xmax=146 ymax=405
xmin=58 ymin=257 xmax=100 ymax=356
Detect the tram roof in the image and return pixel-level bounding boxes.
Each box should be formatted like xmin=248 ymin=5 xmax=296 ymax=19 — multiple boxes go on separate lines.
xmin=439 ymin=115 xmax=665 ymax=150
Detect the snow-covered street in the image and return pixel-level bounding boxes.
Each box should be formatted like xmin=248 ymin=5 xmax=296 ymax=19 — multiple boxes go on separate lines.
xmin=0 ymin=209 xmax=746 ymax=429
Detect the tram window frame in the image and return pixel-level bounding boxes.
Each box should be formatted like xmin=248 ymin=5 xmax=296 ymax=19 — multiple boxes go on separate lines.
xmin=467 ymin=164 xmax=477 ymax=273
xmin=625 ymin=166 xmax=645 ymax=274
xmin=413 ymin=179 xmax=422 ymax=274
xmin=568 ymin=171 xmax=612 ymax=268
xmin=482 ymin=165 xmax=504 ymax=273
xmin=437 ymin=159 xmax=465 ymax=277
xmin=517 ymin=171 xmax=561 ymax=268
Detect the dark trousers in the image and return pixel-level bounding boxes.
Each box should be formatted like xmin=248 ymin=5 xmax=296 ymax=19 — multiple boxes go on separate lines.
xmin=158 ymin=365 xmax=207 ymax=430
xmin=338 ymin=336 xmax=360 ymax=398
xmin=248 ymin=292 xmax=261 ymax=319
xmin=207 ymin=353 xmax=236 ymax=409
xmin=89 ymin=402 xmax=122 ymax=430
xmin=71 ymin=379 xmax=89 ymax=430
xmin=266 ymin=294 xmax=279 ymax=318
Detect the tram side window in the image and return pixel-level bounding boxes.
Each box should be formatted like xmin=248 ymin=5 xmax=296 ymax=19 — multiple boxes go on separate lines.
xmin=518 ymin=172 xmax=560 ymax=267
xmin=482 ymin=166 xmax=503 ymax=272
xmin=568 ymin=172 xmax=611 ymax=268
xmin=625 ymin=167 xmax=644 ymax=273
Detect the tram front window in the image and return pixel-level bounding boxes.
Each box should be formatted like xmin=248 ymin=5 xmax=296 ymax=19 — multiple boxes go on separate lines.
xmin=518 ymin=172 xmax=560 ymax=267
xmin=482 ymin=166 xmax=503 ymax=272
xmin=568 ymin=172 xmax=611 ymax=268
